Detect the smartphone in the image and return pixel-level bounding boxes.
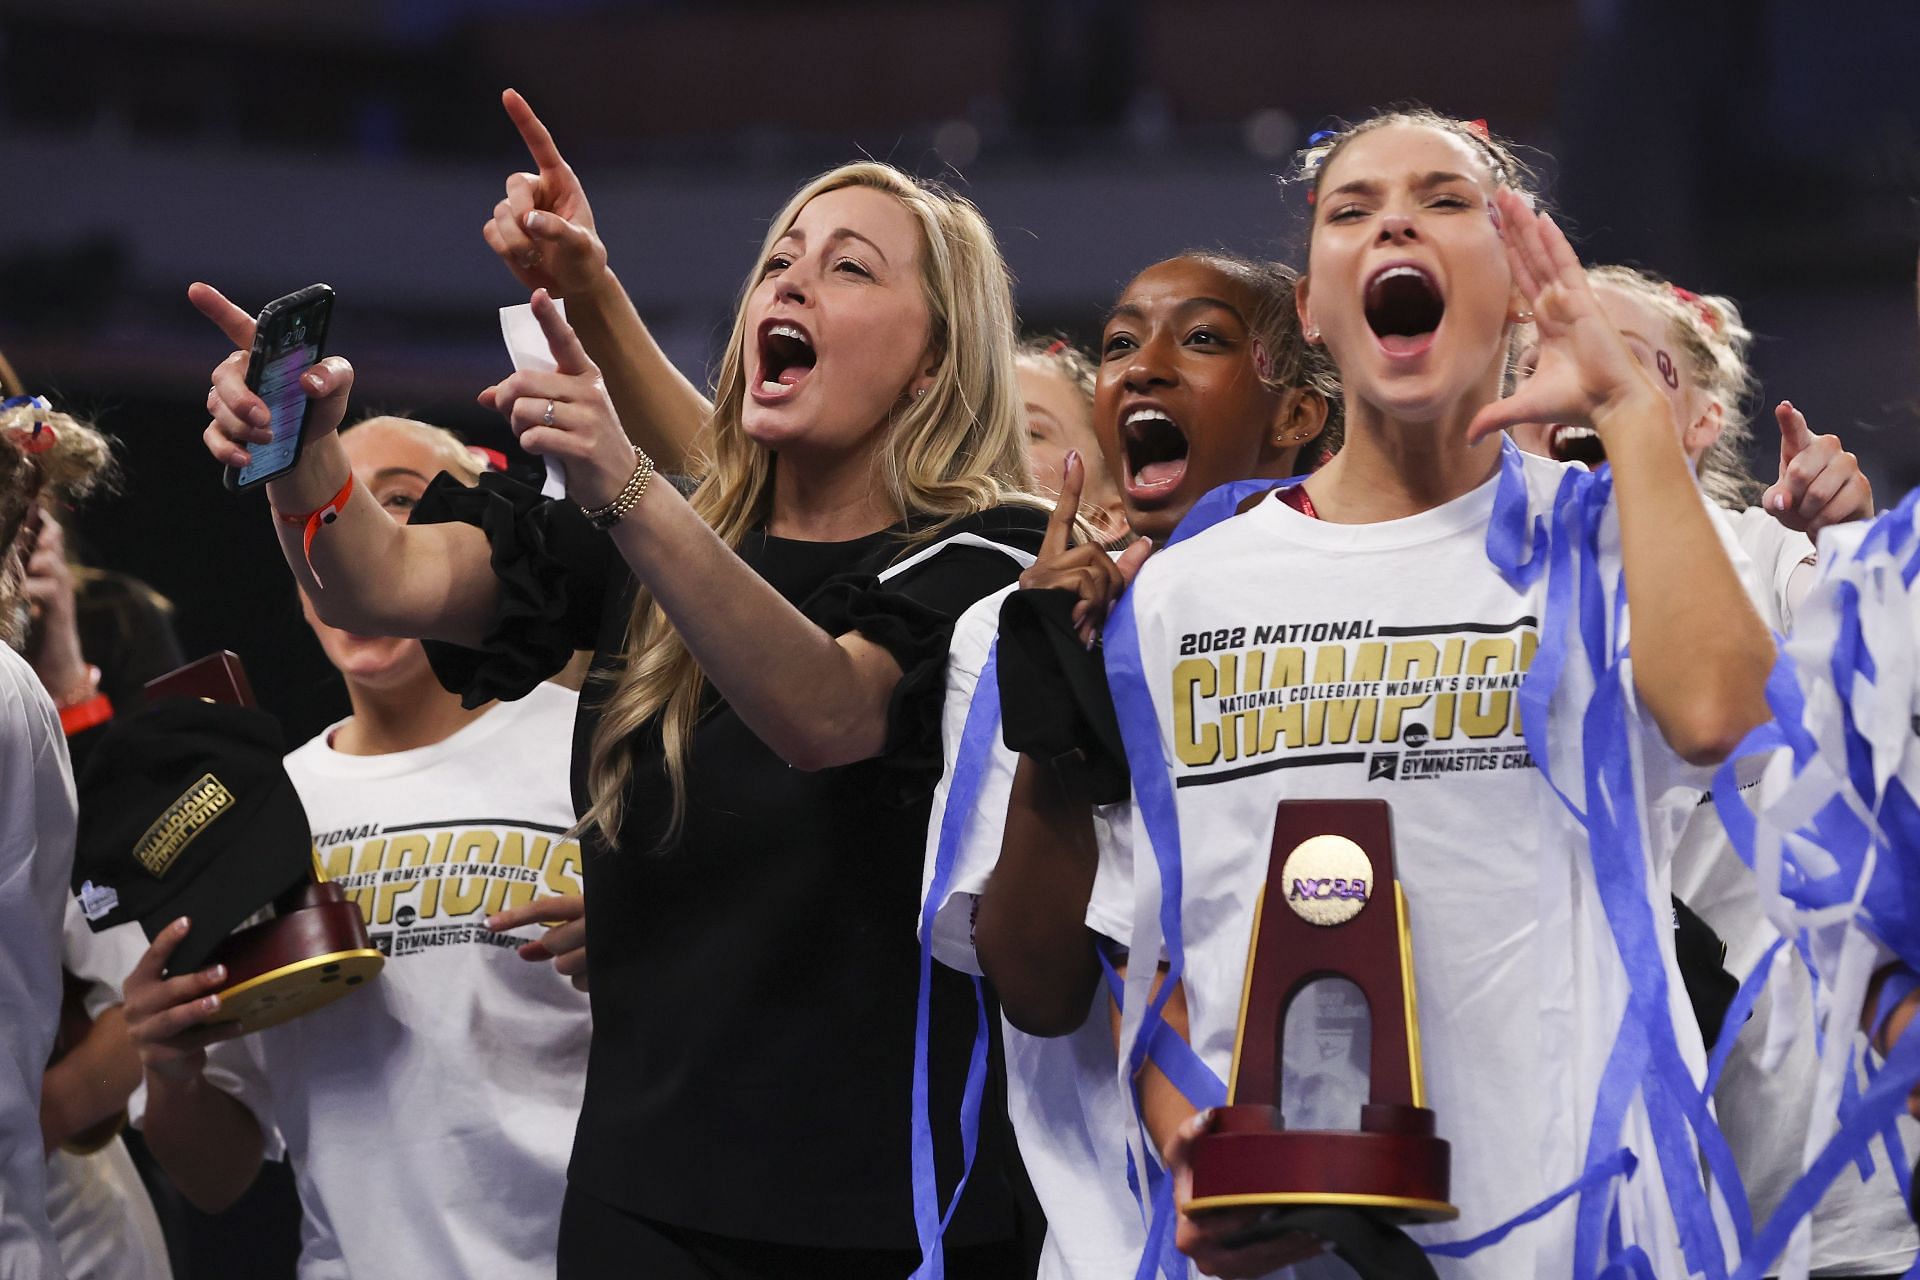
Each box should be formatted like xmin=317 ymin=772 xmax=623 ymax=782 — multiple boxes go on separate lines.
xmin=223 ymin=284 xmax=335 ymax=492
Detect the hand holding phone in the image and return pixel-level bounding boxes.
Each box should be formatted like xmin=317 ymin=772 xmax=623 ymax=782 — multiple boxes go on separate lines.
xmin=220 ymin=284 xmax=334 ymax=492
xmin=191 ymin=285 xmax=345 ymax=491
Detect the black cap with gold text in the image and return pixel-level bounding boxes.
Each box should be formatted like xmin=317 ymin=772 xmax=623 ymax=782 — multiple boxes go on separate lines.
xmin=72 ymin=700 xmax=314 ymax=973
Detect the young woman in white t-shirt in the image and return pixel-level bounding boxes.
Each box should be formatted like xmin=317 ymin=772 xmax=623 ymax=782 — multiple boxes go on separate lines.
xmin=120 ymin=417 xmax=592 ymax=1280
xmin=1087 ymin=111 xmax=1779 ymax=1277
xmin=924 ymin=251 xmax=1337 ymax=1280
xmin=1508 ymin=268 xmax=1914 ymax=1276
xmin=0 ymin=397 xmax=115 ymax=1280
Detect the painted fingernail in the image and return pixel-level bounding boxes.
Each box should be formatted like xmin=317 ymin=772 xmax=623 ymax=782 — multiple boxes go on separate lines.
xmin=1771 ymin=493 xmax=1787 ymax=511
xmin=524 ymin=211 xmax=542 ymax=232
xmin=175 ymin=917 xmax=191 ymax=933
xmin=1065 ymin=449 xmax=1079 ymax=474
xmin=1488 ymin=202 xmax=1503 ymax=232
xmin=206 ymin=965 xmax=227 ymax=982
xmin=304 ymin=372 xmax=325 ymax=392
xmin=201 ymin=995 xmax=220 ymax=1012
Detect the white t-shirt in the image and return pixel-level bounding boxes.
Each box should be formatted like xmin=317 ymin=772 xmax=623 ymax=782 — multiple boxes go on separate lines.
xmin=1721 ymin=505 xmax=1818 ymax=636
xmin=47 ymin=902 xmax=170 ymax=1280
xmin=922 ymin=585 xmax=1147 ymax=1280
xmin=140 ymin=681 xmax=590 ymax=1280
xmin=0 ymin=644 xmax=74 ymax=1280
xmin=1672 ymin=508 xmax=1919 ymax=1276
xmin=1087 ymin=456 xmax=1757 ymax=1278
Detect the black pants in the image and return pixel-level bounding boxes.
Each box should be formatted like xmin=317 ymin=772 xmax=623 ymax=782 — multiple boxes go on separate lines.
xmin=557 ymin=1185 xmax=1025 ymax=1280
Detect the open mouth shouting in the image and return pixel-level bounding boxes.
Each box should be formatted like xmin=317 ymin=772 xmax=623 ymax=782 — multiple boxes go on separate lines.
xmin=1364 ymin=263 xmax=1446 ymax=359
xmin=1548 ymin=424 xmax=1607 ymax=467
xmin=753 ymin=319 xmax=817 ymax=403
xmin=1121 ymin=405 xmax=1190 ymax=503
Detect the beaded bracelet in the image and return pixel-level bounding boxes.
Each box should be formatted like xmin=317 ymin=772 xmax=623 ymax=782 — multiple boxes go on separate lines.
xmin=580 ymin=447 xmax=655 ymax=531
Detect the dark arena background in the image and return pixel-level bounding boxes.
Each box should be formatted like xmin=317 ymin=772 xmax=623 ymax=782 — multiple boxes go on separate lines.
xmin=1 ymin=3 xmax=1917 ymax=1273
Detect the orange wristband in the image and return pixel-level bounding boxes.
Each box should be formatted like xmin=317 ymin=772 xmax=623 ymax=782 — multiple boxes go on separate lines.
xmin=274 ymin=471 xmax=355 ymax=588
xmin=59 ymin=692 xmax=113 ymax=736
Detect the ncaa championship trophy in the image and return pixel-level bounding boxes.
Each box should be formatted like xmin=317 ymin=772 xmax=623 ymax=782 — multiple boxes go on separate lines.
xmin=1185 ymin=798 xmax=1456 ymax=1256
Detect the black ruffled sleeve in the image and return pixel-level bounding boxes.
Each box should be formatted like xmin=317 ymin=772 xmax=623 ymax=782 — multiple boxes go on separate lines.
xmin=410 ymin=471 xmax=617 ymax=707
xmin=801 ymin=506 xmax=1047 ymax=803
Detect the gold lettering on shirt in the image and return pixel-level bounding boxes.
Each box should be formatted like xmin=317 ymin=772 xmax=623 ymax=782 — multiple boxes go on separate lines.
xmin=1174 ymin=658 xmax=1220 ymax=766
xmin=323 ymin=825 xmax=584 ymax=938
xmin=1169 ymin=621 xmax=1541 ymax=776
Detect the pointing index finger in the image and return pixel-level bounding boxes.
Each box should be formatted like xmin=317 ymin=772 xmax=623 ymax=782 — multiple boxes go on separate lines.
xmin=503 ymin=88 xmax=567 ymax=176
xmin=188 ymin=282 xmax=256 ymax=350
xmin=1040 ymin=450 xmax=1085 ymax=558
xmin=1776 ymin=400 xmax=1815 ymax=461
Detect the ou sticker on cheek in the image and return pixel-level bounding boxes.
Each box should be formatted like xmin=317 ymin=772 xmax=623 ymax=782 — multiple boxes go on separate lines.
xmin=1656 ymin=350 xmax=1679 ymax=389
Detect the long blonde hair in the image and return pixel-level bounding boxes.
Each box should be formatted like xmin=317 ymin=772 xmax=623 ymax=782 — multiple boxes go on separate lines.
xmin=583 ymin=161 xmax=1032 ymax=846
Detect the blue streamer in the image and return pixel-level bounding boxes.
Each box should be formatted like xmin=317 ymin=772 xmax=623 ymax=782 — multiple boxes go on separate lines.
xmin=1705 ymin=938 xmax=1787 ymax=1096
xmin=1425 ymin=1147 xmax=1638 ymax=1259
xmin=910 ymin=648 xmax=1003 ymax=1279
xmin=1840 ymin=1048 xmax=1878 ymax=1182
xmin=1486 ymin=448 xmax=1745 ymax=1277
xmin=1732 ymin=1023 xmax=1920 ymax=1280
xmin=1705 ymin=501 xmax=1920 ymax=1275
xmin=1577 ymin=622 xmax=1739 ymax=1276
xmin=1105 ymin=476 xmax=1295 ymax=1278
xmin=1098 ymin=949 xmax=1225 ymax=1112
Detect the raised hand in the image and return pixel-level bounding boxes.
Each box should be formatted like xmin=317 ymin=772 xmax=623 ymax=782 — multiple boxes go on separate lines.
xmin=483 ymin=90 xmax=609 ymax=299
xmin=1018 ymin=450 xmax=1151 ymax=649
xmin=189 ymin=282 xmax=354 ymax=472
xmin=1467 ymin=189 xmax=1668 ymax=448
xmin=486 ymin=895 xmax=589 ymax=992
xmin=1760 ymin=399 xmax=1872 ymax=534
xmin=479 ymin=289 xmax=636 ymax=509
xmin=20 ymin=512 xmax=90 ymax=703
xmin=122 ymin=918 xmax=247 ymax=1083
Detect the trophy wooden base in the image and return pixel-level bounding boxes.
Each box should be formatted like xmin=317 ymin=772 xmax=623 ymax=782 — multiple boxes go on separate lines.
xmin=204 ymin=882 xmax=384 ymax=1034
xmin=1186 ymin=1103 xmax=1458 ymax=1224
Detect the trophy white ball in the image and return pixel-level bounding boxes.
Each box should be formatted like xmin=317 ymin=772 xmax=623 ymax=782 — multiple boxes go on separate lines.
xmin=1279 ymin=834 xmax=1374 ymax=927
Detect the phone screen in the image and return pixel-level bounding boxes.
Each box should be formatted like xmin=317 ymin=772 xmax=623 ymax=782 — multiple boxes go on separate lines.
xmin=235 ymin=320 xmax=320 ymax=487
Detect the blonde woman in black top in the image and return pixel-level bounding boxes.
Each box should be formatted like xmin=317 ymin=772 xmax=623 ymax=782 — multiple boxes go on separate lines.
xmin=188 ymin=160 xmax=1045 ymax=1278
